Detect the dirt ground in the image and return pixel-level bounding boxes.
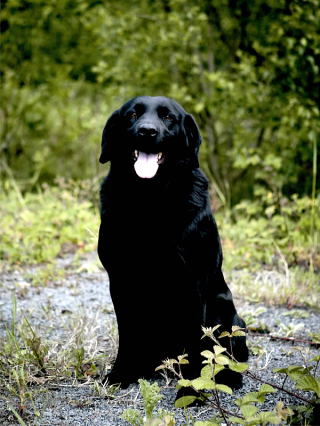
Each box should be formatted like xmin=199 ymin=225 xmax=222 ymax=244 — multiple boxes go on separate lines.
xmin=0 ymin=252 xmax=319 ymax=425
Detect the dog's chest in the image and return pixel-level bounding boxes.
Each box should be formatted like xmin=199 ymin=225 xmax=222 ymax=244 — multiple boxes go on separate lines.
xmin=110 ymin=186 xmax=178 ymax=248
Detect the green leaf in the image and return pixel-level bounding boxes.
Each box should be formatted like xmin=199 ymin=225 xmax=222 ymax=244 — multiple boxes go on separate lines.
xmin=191 ymin=377 xmax=216 ymax=390
xmin=259 ymin=384 xmax=277 ymax=394
xmin=214 ymin=355 xmax=229 ymax=365
xmin=236 ymin=392 xmax=262 ymax=406
xmin=218 ymin=331 xmax=230 ymax=338
xmin=121 ymin=408 xmax=143 ymax=426
xmin=214 ymin=384 xmax=233 ymax=394
xmin=177 ymin=379 xmax=192 ymax=387
xmin=228 ymin=360 xmax=248 ymax=373
xmin=175 ymin=395 xmax=198 ymax=408
xmin=273 ymin=365 xmax=309 ymax=382
xmin=201 ymin=350 xmax=215 ymax=360
xmin=273 ymin=367 xmax=289 ymax=374
xmin=257 ymin=411 xmax=282 ymax=425
xmin=295 ymin=374 xmax=320 ymax=397
xmin=232 ymin=330 xmax=246 ymax=337
xmin=201 ymin=365 xmax=213 ymax=379
xmin=213 ymin=364 xmax=225 ymax=376
xmin=178 ymin=354 xmax=189 ymax=364
xmin=213 ymin=345 xmax=226 ymax=355
xmin=240 ymin=404 xmax=258 ymax=418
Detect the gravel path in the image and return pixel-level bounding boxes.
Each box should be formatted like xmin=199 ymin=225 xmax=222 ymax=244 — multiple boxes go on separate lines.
xmin=0 ymin=253 xmax=319 ymax=425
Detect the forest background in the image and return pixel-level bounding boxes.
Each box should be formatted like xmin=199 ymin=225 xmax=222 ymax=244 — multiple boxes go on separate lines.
xmin=0 ymin=0 xmax=319 ymax=298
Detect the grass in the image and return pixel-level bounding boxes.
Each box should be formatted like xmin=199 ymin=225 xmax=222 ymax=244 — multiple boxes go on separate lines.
xmin=0 ymin=293 xmax=116 ymax=422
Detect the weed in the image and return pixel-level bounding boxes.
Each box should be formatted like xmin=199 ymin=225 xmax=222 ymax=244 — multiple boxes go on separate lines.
xmin=25 ymin=264 xmax=65 ymax=287
xmin=92 ymin=380 xmax=119 ymax=399
xmin=122 ymin=379 xmax=175 ymax=425
xmin=281 ymin=309 xmax=310 ymax=319
xmin=309 ymin=332 xmax=320 ymax=345
xmin=5 ymin=366 xmax=41 ymax=418
xmin=240 ymin=307 xmax=270 ymax=334
xmin=276 ymin=321 xmax=305 ymax=338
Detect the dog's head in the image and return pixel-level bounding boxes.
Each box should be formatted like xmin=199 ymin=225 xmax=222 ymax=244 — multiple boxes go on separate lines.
xmin=99 ymin=96 xmax=201 ymax=179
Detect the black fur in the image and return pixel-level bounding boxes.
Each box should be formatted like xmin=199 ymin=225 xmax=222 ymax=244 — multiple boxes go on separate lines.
xmin=98 ymin=96 xmax=248 ymax=389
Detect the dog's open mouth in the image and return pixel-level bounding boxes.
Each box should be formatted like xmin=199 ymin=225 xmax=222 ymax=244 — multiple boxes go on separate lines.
xmin=133 ymin=150 xmax=164 ymax=179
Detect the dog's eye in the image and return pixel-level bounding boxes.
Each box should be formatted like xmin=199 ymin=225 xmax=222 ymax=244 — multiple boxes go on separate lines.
xmin=164 ymin=115 xmax=174 ymax=122
xmin=129 ymin=112 xmax=137 ymax=120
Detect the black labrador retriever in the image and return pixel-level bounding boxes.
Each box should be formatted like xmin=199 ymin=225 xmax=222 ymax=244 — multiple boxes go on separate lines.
xmin=98 ymin=96 xmax=248 ymax=390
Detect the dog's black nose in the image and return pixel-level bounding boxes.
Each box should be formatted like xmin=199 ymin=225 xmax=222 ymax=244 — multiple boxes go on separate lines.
xmin=138 ymin=124 xmax=158 ymax=137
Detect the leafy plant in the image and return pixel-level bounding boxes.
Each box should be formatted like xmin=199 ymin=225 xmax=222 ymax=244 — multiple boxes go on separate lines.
xmin=168 ymin=326 xmax=248 ymax=410
xmin=121 ymin=379 xmax=175 ymax=425
xmin=228 ymin=385 xmax=292 ymax=425
xmin=157 ymin=324 xmax=319 ymax=425
xmin=274 ymin=361 xmax=320 ymax=399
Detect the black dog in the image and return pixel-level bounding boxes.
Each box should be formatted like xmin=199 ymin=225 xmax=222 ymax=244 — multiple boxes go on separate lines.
xmin=98 ymin=96 xmax=248 ymax=389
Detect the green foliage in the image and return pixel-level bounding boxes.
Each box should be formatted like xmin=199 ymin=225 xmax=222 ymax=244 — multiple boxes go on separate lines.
xmin=274 ymin=365 xmax=320 ymax=398
xmin=159 ymin=325 xmax=320 ymax=425
xmin=121 ymin=379 xmax=175 ymax=426
xmin=0 ymin=181 xmax=99 ymax=266
xmin=138 ymin=379 xmax=163 ymax=419
xmin=174 ymin=326 xmax=248 ymax=409
xmin=229 ymin=385 xmax=293 ymax=426
xmin=1 ymin=0 xmax=319 ymax=204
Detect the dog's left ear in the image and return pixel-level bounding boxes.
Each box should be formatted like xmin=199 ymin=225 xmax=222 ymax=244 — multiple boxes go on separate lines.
xmin=99 ymin=109 xmax=120 ymax=164
xmin=183 ymin=114 xmax=201 ymax=167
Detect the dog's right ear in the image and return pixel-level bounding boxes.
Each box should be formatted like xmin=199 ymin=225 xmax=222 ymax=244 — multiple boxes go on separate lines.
xmin=183 ymin=113 xmax=202 ymax=167
xmin=99 ymin=109 xmax=120 ymax=164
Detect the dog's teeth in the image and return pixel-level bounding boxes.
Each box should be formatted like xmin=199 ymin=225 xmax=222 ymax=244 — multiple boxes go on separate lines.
xmin=157 ymin=152 xmax=162 ymax=160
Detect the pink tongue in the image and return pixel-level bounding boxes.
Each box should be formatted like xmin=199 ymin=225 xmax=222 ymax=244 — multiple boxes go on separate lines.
xmin=134 ymin=152 xmax=159 ymax=178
